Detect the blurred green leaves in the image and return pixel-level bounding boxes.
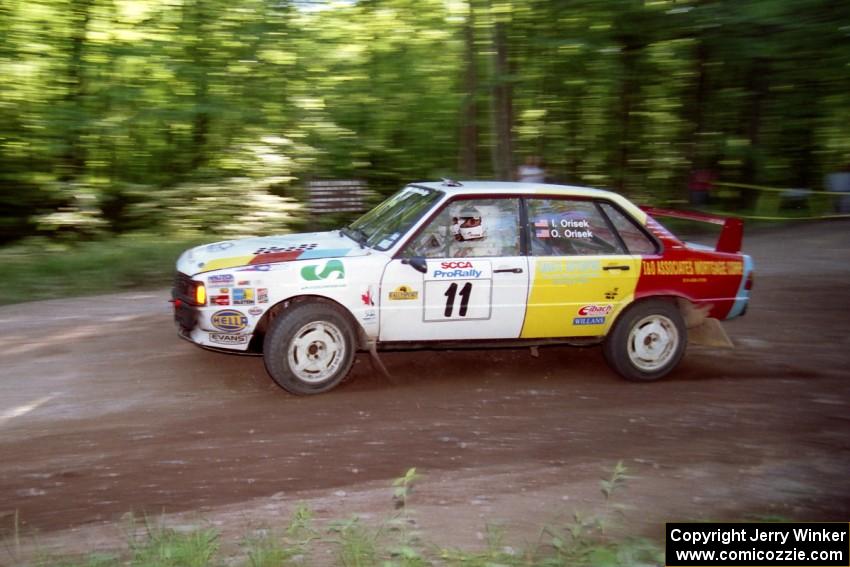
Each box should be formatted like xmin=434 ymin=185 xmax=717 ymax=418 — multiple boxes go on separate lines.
xmin=1 ymin=0 xmax=848 ymax=244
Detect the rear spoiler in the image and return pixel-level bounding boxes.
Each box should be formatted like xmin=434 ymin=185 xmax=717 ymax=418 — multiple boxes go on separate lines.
xmin=640 ymin=206 xmax=743 ymax=254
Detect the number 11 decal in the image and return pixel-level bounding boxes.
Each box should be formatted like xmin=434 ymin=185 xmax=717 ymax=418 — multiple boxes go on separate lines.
xmin=443 ymin=282 xmax=473 ymax=317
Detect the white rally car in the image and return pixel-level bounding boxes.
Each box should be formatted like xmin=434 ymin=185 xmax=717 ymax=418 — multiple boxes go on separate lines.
xmin=172 ymin=180 xmax=753 ymax=394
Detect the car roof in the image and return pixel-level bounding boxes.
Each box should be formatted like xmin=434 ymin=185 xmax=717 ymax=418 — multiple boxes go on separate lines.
xmin=409 ymin=181 xmax=648 ymax=224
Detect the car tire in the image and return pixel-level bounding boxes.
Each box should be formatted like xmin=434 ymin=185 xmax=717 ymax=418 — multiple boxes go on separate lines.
xmin=603 ymin=299 xmax=686 ymax=382
xmin=263 ymin=302 xmax=356 ymax=395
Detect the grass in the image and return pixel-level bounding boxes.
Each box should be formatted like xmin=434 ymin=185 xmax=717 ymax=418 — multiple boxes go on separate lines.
xmin=0 ymin=234 xmax=205 ymax=306
xmin=5 ymin=465 xmax=665 ymax=567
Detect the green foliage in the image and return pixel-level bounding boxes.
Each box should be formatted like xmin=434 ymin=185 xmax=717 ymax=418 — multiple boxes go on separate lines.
xmin=129 ymin=524 xmax=219 ymax=567
xmin=0 ymin=235 xmax=204 ymax=305
xmin=1 ymin=0 xmax=848 ymax=244
xmin=328 ymin=516 xmax=380 ymax=567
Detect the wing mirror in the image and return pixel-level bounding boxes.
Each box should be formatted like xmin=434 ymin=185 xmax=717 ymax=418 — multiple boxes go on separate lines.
xmin=401 ymin=256 xmax=427 ymax=274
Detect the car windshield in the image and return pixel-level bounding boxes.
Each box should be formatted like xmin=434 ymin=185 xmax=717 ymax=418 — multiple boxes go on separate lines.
xmin=346 ymin=186 xmax=443 ymax=251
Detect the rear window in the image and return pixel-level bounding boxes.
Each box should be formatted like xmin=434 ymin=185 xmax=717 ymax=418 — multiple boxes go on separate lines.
xmin=600 ymin=203 xmax=659 ymax=255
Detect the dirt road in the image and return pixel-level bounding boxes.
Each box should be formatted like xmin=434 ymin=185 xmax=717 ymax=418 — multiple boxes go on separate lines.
xmin=1 ymin=220 xmax=849 ymax=559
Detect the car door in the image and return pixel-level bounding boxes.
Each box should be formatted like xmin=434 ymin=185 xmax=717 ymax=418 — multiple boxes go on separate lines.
xmin=520 ymin=197 xmax=642 ymax=338
xmin=379 ymin=197 xmax=529 ymax=341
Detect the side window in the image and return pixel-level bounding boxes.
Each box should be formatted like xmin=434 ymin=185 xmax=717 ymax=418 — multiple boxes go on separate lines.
xmin=527 ymin=198 xmax=625 ymax=256
xmin=404 ymin=198 xmax=521 ymax=258
xmin=600 ymin=203 xmax=659 ymax=255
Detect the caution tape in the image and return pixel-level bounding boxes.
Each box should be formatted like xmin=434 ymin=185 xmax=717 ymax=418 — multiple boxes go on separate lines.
xmin=706 ymin=211 xmax=850 ymax=221
xmin=714 ymin=181 xmax=850 ymax=196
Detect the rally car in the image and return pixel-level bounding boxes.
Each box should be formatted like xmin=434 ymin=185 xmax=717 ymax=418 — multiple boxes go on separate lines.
xmin=172 ymin=180 xmax=753 ymax=395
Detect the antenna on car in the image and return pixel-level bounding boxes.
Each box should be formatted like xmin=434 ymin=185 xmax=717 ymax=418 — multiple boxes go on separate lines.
xmin=441 ymin=178 xmax=463 ymax=187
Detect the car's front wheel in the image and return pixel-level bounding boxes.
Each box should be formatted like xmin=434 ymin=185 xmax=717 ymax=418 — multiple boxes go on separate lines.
xmin=263 ymin=302 xmax=356 ymax=395
xmin=603 ymin=299 xmax=686 ymax=382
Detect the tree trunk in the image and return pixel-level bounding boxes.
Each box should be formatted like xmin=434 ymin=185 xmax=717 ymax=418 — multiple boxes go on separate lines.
xmin=458 ymin=1 xmax=478 ymax=178
xmin=61 ymin=0 xmax=94 ymax=180
xmin=616 ymin=41 xmax=641 ymax=193
xmin=186 ymin=0 xmax=210 ymax=172
xmin=490 ymin=20 xmax=513 ymax=180
xmin=741 ymin=58 xmax=768 ymax=185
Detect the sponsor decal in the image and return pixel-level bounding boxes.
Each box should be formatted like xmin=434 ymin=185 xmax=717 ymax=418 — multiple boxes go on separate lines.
xmin=254 ymin=244 xmax=318 ymax=255
xmin=237 ymin=280 xmax=250 ymax=286
xmin=298 ymin=248 xmax=352 ymax=260
xmin=301 ymin=259 xmax=345 ymax=281
xmin=211 ymin=295 xmax=230 ymax=306
xmin=206 ymin=241 xmax=235 ymax=252
xmin=361 ymin=288 xmax=375 ymax=306
xmin=537 ymin=259 xmax=600 ymax=285
xmin=605 ymin=287 xmax=620 ymax=300
xmin=208 ymin=274 xmax=234 ymax=285
xmin=577 ymin=304 xmax=613 ymax=317
xmin=211 ymin=310 xmax=248 ymax=332
xmin=389 ymin=285 xmax=418 ymax=301
xmin=209 ymin=333 xmax=249 ymax=345
xmin=642 ymin=259 xmax=744 ymax=276
xmin=431 ymin=260 xmax=483 ymax=279
xmin=232 ymin=288 xmax=255 ymax=305
xmin=534 ymin=218 xmax=593 ymax=239
xmin=573 ymin=316 xmax=606 ymax=326
xmin=361 ymin=309 xmax=377 ymax=322
xmin=248 ymin=306 xmax=264 ymax=316
xmin=238 ymin=264 xmax=272 ymax=272
xmin=257 ymin=288 xmax=269 ymax=303
xmin=219 ymin=288 xmax=230 ymax=294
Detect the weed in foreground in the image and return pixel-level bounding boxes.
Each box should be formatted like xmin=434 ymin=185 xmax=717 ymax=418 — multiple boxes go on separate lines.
xmin=240 ymin=504 xmax=319 ymax=567
xmin=128 ymin=519 xmax=219 ymax=567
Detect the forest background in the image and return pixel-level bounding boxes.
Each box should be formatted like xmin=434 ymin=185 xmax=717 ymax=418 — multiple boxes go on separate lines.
xmin=1 ymin=0 xmax=849 ymax=245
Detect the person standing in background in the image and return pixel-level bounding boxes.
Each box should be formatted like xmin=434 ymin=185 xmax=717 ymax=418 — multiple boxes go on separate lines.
xmin=826 ymin=163 xmax=850 ymax=214
xmin=688 ymin=167 xmax=715 ymax=207
xmin=518 ymin=155 xmax=545 ymax=183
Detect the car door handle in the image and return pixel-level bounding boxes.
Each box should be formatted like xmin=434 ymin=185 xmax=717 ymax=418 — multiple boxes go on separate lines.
xmin=603 ymin=265 xmax=631 ymax=271
xmin=494 ymin=268 xmax=523 ymax=274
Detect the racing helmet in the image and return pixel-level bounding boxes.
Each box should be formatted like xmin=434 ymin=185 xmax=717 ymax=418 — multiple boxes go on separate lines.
xmin=458 ymin=206 xmax=485 ymax=241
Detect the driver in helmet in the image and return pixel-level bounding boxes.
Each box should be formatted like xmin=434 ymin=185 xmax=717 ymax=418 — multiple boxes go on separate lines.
xmin=456 ymin=206 xmax=485 ymax=241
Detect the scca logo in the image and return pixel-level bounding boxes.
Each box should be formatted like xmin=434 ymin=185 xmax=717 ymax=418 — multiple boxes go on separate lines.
xmin=441 ymin=261 xmax=473 ymax=269
xmin=211 ymin=309 xmax=248 ymax=332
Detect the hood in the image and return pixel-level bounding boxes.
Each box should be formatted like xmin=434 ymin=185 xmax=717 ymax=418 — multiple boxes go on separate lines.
xmin=177 ymin=231 xmax=369 ymax=276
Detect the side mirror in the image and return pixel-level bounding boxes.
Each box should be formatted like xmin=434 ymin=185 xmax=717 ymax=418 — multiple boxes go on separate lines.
xmin=401 ymin=256 xmax=428 ymax=274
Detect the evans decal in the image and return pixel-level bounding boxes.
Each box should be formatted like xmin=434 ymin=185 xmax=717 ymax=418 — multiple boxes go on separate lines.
xmin=577 ymin=304 xmax=613 ymax=317
xmin=211 ymin=310 xmax=248 ymax=332
xmin=301 ymin=259 xmax=345 ymax=281
xmin=573 ymin=317 xmax=606 ymax=326
xmin=431 ymin=261 xmax=485 ymax=279
xmin=209 ymin=333 xmax=249 ymax=345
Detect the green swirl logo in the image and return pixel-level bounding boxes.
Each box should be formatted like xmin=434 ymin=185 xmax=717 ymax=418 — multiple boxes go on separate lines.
xmin=301 ymin=259 xmax=345 ymax=281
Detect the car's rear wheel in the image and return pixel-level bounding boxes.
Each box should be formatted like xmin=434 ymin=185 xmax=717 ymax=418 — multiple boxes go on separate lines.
xmin=603 ymin=299 xmax=686 ymax=382
xmin=263 ymin=302 xmax=355 ymax=395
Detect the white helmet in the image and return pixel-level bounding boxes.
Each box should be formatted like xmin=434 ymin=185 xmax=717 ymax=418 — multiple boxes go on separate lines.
xmin=458 ymin=206 xmax=484 ymax=241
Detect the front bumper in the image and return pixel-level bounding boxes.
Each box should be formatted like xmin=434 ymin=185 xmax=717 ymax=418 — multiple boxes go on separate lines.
xmin=172 ymin=274 xmax=255 ymax=353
